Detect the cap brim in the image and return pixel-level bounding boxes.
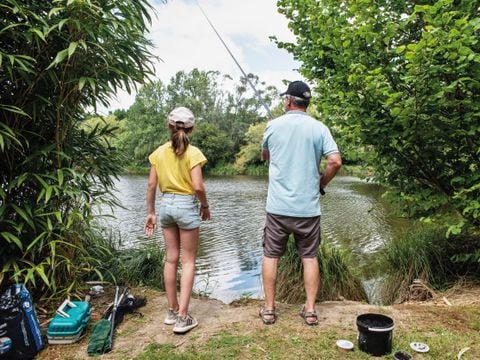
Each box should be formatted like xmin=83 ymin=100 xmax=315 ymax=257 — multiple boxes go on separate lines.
xmin=280 ymin=91 xmax=287 ymax=96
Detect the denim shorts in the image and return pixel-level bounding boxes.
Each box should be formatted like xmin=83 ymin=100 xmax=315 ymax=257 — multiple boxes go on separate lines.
xmin=159 ymin=193 xmax=200 ymax=230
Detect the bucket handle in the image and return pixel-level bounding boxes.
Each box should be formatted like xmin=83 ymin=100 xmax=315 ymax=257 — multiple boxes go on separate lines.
xmin=368 ymin=325 xmax=395 ymax=332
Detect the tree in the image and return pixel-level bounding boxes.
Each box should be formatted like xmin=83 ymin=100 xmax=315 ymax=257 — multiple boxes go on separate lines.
xmin=276 ymin=0 xmax=480 ymax=232
xmin=191 ymin=122 xmax=233 ymax=170
xmin=0 ymin=0 xmax=157 ymax=296
xmin=117 ymin=69 xmax=277 ymax=170
xmin=225 ymin=74 xmax=278 ymax=152
xmin=119 ymin=81 xmax=169 ymax=163
xmin=235 ymin=122 xmax=267 ymax=174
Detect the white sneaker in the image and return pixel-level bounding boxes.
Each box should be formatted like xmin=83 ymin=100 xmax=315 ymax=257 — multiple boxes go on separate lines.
xmin=173 ymin=314 xmax=198 ymax=334
xmin=164 ymin=308 xmax=178 ymax=325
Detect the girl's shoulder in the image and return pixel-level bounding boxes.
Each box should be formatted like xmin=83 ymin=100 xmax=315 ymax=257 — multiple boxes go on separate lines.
xmin=186 ymin=145 xmax=207 ymax=163
xmin=187 ymin=144 xmax=202 ymax=154
xmin=154 ymin=142 xmax=172 ymax=152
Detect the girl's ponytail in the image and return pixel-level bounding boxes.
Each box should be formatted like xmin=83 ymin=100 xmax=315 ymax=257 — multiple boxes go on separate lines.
xmin=167 ymin=107 xmax=195 ymax=156
xmin=171 ymin=124 xmax=191 ymax=156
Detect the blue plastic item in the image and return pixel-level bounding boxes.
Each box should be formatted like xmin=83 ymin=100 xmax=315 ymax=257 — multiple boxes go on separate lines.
xmin=47 ymin=300 xmax=91 ymax=344
xmin=0 ymin=337 xmax=12 ymax=355
xmin=0 ymin=283 xmax=44 ymax=358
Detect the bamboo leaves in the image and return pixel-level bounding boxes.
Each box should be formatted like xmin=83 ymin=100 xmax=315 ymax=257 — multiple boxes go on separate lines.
xmin=1 ymin=232 xmax=23 ymax=250
xmin=1 ymin=0 xmax=156 ymax=298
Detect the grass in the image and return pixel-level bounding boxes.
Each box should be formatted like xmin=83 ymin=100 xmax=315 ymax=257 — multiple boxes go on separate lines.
xmin=339 ymin=164 xmax=375 ymax=178
xmin=86 ymin=230 xmax=166 ymax=290
xmin=378 ymin=224 xmax=469 ymax=305
xmin=276 ymin=238 xmax=367 ymax=303
xmin=133 ymin=304 xmax=480 ymax=359
xmin=208 ymin=163 xmax=238 ymax=176
xmin=244 ymin=165 xmax=268 ymax=176
xmin=119 ymin=244 xmax=166 ymax=288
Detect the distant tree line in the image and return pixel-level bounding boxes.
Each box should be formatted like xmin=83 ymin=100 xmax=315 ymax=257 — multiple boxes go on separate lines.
xmin=102 ymin=69 xmax=280 ymax=174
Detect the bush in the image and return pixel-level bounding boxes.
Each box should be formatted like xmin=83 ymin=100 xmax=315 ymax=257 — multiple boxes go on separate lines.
xmin=0 ymin=0 xmax=156 ymax=298
xmin=379 ymin=224 xmax=480 ymax=304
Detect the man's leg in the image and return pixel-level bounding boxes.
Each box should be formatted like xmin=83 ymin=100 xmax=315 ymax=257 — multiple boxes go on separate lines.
xmin=261 ymin=213 xmax=289 ymax=323
xmin=301 ymin=256 xmax=320 ymax=318
xmin=294 ymin=215 xmax=321 ymax=322
xmin=261 ymin=256 xmax=279 ymax=322
xmin=262 ymin=256 xmax=279 ymax=309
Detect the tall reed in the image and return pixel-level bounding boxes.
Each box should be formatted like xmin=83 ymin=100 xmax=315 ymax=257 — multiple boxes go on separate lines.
xmin=276 ymin=237 xmax=367 ymax=303
xmin=86 ymin=229 xmax=166 ymax=290
xmin=379 ymin=225 xmax=453 ymax=304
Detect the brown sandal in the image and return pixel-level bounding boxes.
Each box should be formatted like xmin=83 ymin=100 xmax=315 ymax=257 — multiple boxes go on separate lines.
xmin=299 ymin=305 xmax=318 ymax=326
xmin=259 ymin=306 xmax=276 ymax=325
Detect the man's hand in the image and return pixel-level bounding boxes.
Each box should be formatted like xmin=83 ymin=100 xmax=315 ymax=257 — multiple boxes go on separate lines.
xmin=144 ymin=214 xmax=157 ymax=237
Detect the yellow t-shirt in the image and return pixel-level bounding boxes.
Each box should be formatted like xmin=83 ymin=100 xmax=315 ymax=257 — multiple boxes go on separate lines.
xmin=148 ymin=142 xmax=207 ymax=195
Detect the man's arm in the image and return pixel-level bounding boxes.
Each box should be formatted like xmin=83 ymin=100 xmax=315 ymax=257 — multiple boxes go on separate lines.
xmin=320 ymin=152 xmax=342 ymax=190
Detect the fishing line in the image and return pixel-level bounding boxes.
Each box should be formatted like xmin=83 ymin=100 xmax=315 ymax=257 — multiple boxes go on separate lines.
xmin=194 ymin=0 xmax=273 ymax=118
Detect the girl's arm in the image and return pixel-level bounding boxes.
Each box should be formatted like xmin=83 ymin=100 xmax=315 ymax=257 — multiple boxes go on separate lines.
xmin=191 ymin=164 xmax=210 ymax=221
xmin=144 ymin=166 xmax=158 ymax=237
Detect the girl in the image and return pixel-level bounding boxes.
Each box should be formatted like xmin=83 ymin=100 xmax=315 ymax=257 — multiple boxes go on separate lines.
xmin=144 ymin=107 xmax=210 ymax=334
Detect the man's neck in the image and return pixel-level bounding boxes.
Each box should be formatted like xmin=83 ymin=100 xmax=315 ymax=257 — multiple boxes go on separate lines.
xmin=287 ymin=105 xmax=306 ymax=112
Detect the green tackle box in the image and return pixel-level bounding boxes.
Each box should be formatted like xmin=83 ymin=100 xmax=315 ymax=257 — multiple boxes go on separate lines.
xmin=47 ymin=300 xmax=90 ymax=344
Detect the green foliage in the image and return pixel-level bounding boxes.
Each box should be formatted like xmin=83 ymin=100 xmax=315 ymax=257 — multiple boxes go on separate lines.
xmin=277 ymin=237 xmax=367 ymax=303
xmin=116 ymin=81 xmax=169 ymax=163
xmin=235 ymin=123 xmax=266 ymax=174
xmin=208 ymin=163 xmax=237 ymax=176
xmin=191 ymin=122 xmax=234 ymax=171
xmin=1 ymin=0 xmax=156 ymax=298
xmin=244 ymin=165 xmax=268 ymax=176
xmin=117 ymin=245 xmax=166 ymax=289
xmin=76 ymin=228 xmax=166 ymax=289
xmin=379 ymin=224 xmax=480 ymax=304
xmin=116 ymin=69 xmax=277 ymax=170
xmin=276 ymin=0 xmax=480 ymax=232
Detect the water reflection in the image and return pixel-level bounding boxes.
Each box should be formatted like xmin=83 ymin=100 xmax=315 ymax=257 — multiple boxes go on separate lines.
xmin=99 ymin=175 xmax=409 ymax=303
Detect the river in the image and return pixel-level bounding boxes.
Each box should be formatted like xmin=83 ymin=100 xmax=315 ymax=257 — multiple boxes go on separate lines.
xmin=99 ymin=175 xmax=410 ymax=303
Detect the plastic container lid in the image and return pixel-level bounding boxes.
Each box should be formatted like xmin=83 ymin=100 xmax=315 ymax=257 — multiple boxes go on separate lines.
xmin=336 ymin=339 xmax=354 ymax=351
xmin=410 ymin=342 xmax=430 ymax=353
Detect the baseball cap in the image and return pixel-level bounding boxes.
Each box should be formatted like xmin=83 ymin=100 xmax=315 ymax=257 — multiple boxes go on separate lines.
xmin=280 ymin=80 xmax=312 ymax=100
xmin=167 ymin=107 xmax=195 ymax=128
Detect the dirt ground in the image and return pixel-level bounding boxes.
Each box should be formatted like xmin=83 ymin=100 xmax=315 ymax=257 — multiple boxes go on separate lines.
xmin=36 ymin=285 xmax=480 ymax=360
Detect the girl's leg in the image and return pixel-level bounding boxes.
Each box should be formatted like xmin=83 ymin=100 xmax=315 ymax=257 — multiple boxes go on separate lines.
xmin=178 ymin=227 xmax=199 ymax=316
xmin=163 ymin=226 xmax=181 ymax=311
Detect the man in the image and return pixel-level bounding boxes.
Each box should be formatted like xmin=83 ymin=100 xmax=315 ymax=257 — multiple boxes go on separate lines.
xmin=260 ymin=80 xmax=342 ymax=326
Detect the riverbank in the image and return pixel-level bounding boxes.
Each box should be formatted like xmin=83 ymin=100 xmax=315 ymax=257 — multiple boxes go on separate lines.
xmin=121 ymin=164 xmax=373 ymax=178
xmin=38 ymin=284 xmax=480 ymax=359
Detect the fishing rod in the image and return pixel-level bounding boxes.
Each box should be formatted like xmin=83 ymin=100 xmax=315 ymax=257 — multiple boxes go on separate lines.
xmin=194 ymin=0 xmax=273 ymax=118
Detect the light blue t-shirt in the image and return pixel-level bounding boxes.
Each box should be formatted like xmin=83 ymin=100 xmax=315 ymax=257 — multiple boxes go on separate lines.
xmin=262 ymin=110 xmax=339 ymax=217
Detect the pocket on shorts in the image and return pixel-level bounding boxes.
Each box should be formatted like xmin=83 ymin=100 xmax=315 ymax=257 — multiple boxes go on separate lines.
xmin=159 ymin=204 xmax=175 ymax=227
xmin=176 ymin=203 xmax=200 ymax=229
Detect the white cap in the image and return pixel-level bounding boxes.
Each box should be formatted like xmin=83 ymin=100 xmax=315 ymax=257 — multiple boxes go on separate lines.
xmin=167 ymin=107 xmax=195 ymax=128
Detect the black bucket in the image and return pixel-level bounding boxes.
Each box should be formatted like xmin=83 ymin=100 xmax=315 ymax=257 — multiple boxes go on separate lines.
xmin=356 ymin=313 xmax=394 ymax=356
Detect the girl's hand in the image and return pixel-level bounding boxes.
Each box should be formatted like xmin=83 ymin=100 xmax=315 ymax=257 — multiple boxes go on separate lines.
xmin=200 ymin=206 xmax=211 ymax=221
xmin=144 ymin=214 xmax=157 ymax=237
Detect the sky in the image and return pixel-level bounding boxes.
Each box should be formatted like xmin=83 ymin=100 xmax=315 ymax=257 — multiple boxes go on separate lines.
xmin=100 ymin=0 xmax=303 ymax=114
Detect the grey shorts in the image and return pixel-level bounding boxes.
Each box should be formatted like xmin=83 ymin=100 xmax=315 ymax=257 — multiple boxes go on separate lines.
xmin=263 ymin=213 xmax=321 ymax=258
xmin=159 ymin=193 xmax=200 ymax=230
